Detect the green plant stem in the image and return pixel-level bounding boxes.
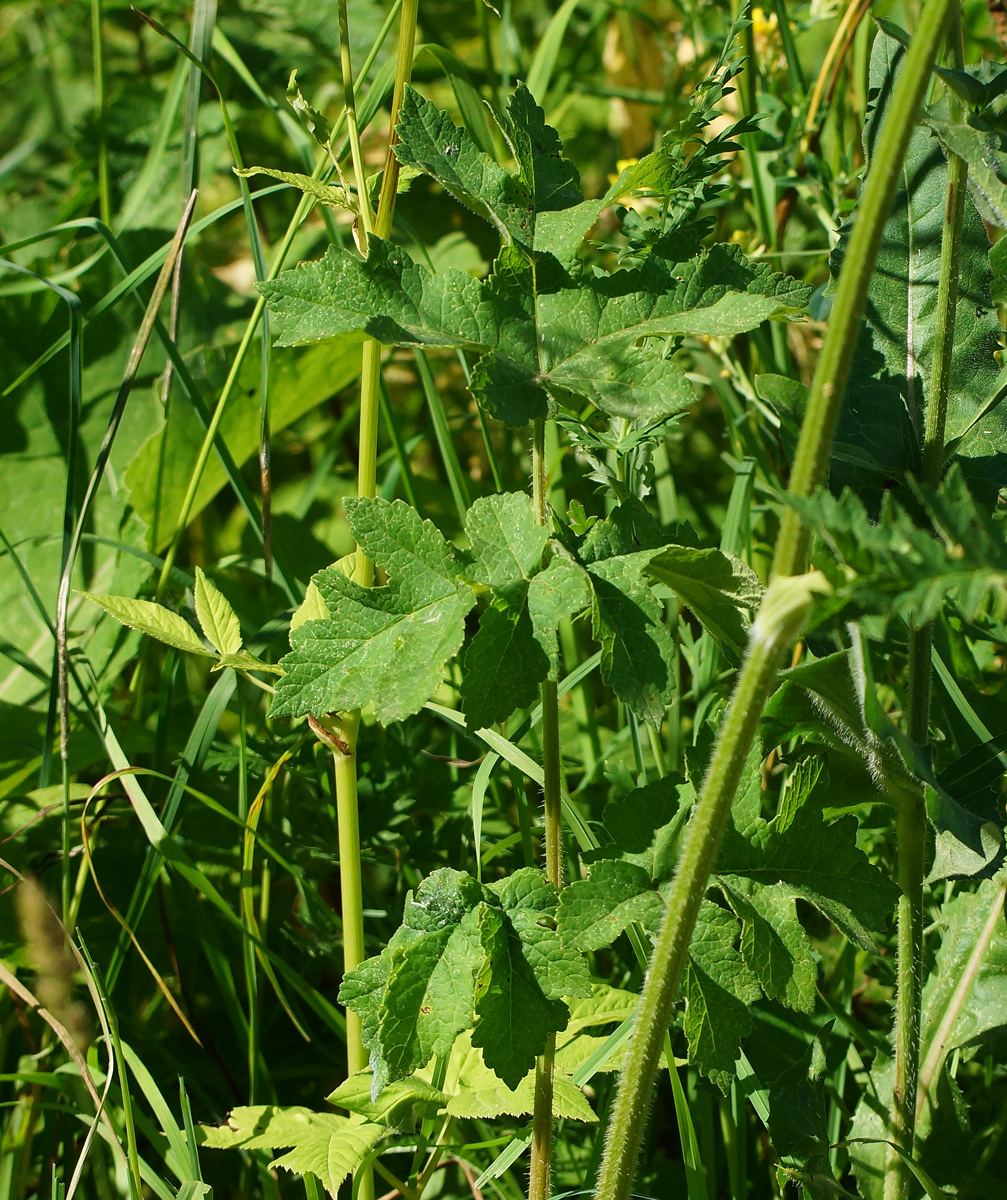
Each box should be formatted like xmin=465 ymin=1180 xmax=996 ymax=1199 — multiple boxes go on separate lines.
xmin=327 ymin=713 xmax=368 ymax=1075
xmin=325 ymin=12 xmax=419 ymax=1200
xmin=887 ymin=10 xmax=967 ymax=1197
xmin=337 ymin=0 xmax=374 ymax=243
xmin=592 ymin=3 xmax=955 ymax=1196
xmin=91 ymin=0 xmax=110 ymax=227
xmin=529 ymin=418 xmax=562 ymax=1200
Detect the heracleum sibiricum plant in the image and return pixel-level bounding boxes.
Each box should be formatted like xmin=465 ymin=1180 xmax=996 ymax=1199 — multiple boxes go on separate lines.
xmin=73 ymin=2 xmax=1007 ymax=1198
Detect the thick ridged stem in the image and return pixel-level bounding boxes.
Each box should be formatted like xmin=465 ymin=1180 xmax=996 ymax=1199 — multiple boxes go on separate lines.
xmin=593 ymin=3 xmax=955 ymax=1196
xmin=529 ymin=419 xmax=562 ymax=1200
xmin=887 ymin=9 xmax=966 ymax=1197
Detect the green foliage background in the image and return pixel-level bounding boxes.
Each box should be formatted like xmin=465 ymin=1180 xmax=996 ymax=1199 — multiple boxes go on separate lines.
xmin=3 ymin=2 xmax=1007 ymax=1199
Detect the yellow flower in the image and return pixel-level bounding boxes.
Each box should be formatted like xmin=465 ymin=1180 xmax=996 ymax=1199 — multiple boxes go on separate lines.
xmin=607 ymin=157 xmax=640 ymax=187
xmin=751 ymin=7 xmax=778 ymax=39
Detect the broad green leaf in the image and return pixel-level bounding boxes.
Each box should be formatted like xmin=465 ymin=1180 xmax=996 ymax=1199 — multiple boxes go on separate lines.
xmin=760 ymin=648 xmax=917 ymax=806
xmin=718 ymin=877 xmax=817 ymax=1014
xmin=920 ymin=869 xmax=1007 ymax=1066
xmin=461 ymin=590 xmax=549 ymax=729
xmin=472 ymin=869 xmax=589 ymax=1088
xmin=446 ymin=1061 xmax=595 ymax=1123
xmin=830 ymin=32 xmax=1004 ymax=502
xmin=289 ymin=579 xmax=330 ymax=632
xmin=682 ymin=901 xmax=761 ymax=1091
xmin=764 ymin=1037 xmax=829 ymax=1158
xmin=355 ymin=869 xmax=486 ymax=1089
xmin=557 ymin=859 xmax=664 ymax=951
xmin=925 ymin=785 xmax=1002 ymax=882
xmin=393 ymin=85 xmax=537 ymax=246
xmin=80 ymin=592 xmax=213 ymax=658
xmin=553 ymin=985 xmax=639 ymax=1076
xmin=487 ymin=868 xmax=592 ymax=1001
xmin=471 ymin=903 xmax=570 ymax=1089
xmin=262 ymin=235 xmax=803 ymax=427
xmin=341 ymin=868 xmax=582 ymax=1092
xmin=526 ymin=552 xmax=593 ymax=676
xmin=270 ymin=1117 xmax=384 ymax=1197
xmin=603 ymin=776 xmax=682 ymax=856
xmin=427 ymin=1030 xmax=596 ymax=1121
xmin=198 ymin=1105 xmax=331 ymax=1150
xmin=327 ymin=1074 xmax=447 ymax=1127
xmin=715 ymin=797 xmax=899 ymax=952
xmin=587 ymin=550 xmax=676 ymax=726
xmin=927 ymin=118 xmax=1007 ymax=228
xmin=233 ymin=166 xmax=353 ymax=210
xmin=262 ymin=90 xmax=808 ymax=427
xmin=270 ymin=498 xmax=476 ymax=723
xmin=198 ymin=1106 xmax=383 ymax=1195
xmin=463 ymin=492 xmax=547 ymax=587
xmin=337 ymin=951 xmax=390 ymax=1052
xmin=194 ymin=568 xmax=242 ymax=657
xmin=259 ymin=239 xmax=485 ymax=353
xmin=646 ymin=544 xmax=763 ymax=654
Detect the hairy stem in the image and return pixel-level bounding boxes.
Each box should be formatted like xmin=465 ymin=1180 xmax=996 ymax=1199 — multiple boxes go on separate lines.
xmin=529 ymin=418 xmax=562 ymax=1200
xmin=593 ymin=4 xmax=955 ymax=1196
xmin=887 ymin=9 xmax=966 ymax=1196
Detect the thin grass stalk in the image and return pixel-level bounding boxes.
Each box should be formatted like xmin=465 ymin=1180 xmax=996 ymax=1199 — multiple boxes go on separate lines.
xmin=337 ymin=0 xmax=375 ymax=243
xmin=888 ymin=9 xmax=967 ymax=1196
xmin=592 ymin=3 xmax=955 ymax=1196
xmin=91 ymin=0 xmax=110 ymax=226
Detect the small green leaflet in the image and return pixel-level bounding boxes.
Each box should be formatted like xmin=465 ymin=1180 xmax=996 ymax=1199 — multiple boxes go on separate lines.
xmin=197 ymin=1106 xmax=383 ymax=1198
xmin=233 ymin=166 xmax=353 ymax=211
xmin=270 ymin=498 xmax=476 ymax=723
xmin=81 ymin=592 xmax=213 ymax=658
xmin=80 ymin=587 xmax=281 ymax=675
xmin=340 ymin=867 xmax=590 ymax=1092
xmin=260 ymin=87 xmax=809 ymax=427
xmin=194 ymin=567 xmax=242 ymax=657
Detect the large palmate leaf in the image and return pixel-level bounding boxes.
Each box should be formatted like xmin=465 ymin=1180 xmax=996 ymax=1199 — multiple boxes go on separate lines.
xmin=829 ymin=31 xmax=1005 ymax=503
xmin=270 ymin=498 xmax=476 ymax=722
xmin=260 ymin=88 xmax=808 ymax=427
xmin=198 ymin=1106 xmax=384 ymax=1197
xmin=340 ymin=867 xmax=588 ymax=1092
